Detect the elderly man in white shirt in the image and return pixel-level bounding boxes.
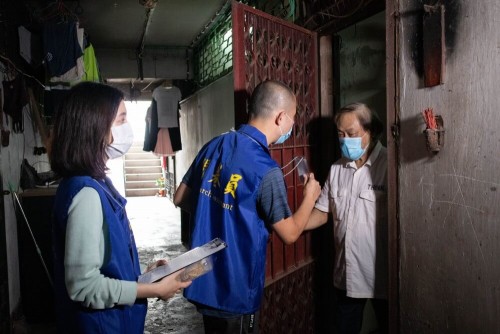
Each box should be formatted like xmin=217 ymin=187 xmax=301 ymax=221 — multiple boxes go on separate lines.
xmin=306 ymin=102 xmax=388 ymax=334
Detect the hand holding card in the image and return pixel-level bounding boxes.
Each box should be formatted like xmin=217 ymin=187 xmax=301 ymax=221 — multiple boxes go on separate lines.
xmin=296 ymin=157 xmax=309 ymax=183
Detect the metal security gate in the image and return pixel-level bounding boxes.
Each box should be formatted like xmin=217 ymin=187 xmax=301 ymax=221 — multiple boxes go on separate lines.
xmin=232 ymin=2 xmax=318 ymax=332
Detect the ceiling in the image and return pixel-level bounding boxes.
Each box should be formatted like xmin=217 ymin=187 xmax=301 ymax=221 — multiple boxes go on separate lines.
xmin=20 ymin=0 xmax=229 ymax=94
xmin=28 ymin=0 xmax=384 ymax=53
xmin=12 ymin=0 xmax=383 ymax=97
xmin=83 ymin=0 xmax=228 ymax=49
xmin=31 ymin=0 xmax=228 ymax=50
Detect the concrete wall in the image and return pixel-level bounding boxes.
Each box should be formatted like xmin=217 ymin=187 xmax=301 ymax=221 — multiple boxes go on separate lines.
xmin=176 ymin=72 xmax=234 ymax=186
xmin=397 ymin=0 xmax=500 ymax=332
xmin=0 ymin=74 xmax=49 ymax=315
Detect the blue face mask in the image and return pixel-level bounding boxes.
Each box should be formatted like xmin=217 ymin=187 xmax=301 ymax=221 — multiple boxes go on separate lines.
xmin=275 ymin=126 xmax=292 ymax=144
xmin=274 ymin=113 xmax=294 ymax=144
xmin=339 ymin=133 xmax=368 ymax=160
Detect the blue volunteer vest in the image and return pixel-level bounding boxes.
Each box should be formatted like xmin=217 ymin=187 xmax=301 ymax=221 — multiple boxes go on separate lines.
xmin=52 ymin=176 xmax=146 ymax=334
xmin=184 ymin=125 xmax=278 ymax=315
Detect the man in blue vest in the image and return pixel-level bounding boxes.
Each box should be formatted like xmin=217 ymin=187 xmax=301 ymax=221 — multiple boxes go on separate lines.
xmin=174 ymin=80 xmax=321 ymax=334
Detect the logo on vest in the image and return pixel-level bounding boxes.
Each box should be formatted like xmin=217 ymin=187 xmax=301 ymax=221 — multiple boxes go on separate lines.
xmin=199 ymin=188 xmax=234 ymax=211
xmin=202 ymin=158 xmax=211 ymax=177
xmin=200 ymin=163 xmax=243 ymax=210
xmin=224 ymin=174 xmax=242 ymax=198
xmin=208 ymin=164 xmax=223 ymax=187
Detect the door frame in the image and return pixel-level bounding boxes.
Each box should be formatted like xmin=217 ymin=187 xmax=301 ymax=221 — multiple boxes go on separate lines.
xmin=386 ymin=0 xmax=400 ymax=333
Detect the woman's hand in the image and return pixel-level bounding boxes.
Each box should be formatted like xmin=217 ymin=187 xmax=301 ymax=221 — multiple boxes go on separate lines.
xmin=145 ymin=259 xmax=167 ymax=273
xmin=137 ymin=263 xmax=192 ymax=300
xmin=155 ymin=270 xmax=192 ymax=301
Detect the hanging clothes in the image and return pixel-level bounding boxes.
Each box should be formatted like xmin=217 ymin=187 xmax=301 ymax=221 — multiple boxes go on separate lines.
xmin=153 ymin=128 xmax=175 ymax=156
xmin=2 ymin=74 xmax=28 ymax=133
xmin=0 ymin=86 xmax=10 ymax=147
xmin=167 ymin=126 xmax=182 ymax=152
xmin=150 ymin=85 xmax=182 ymax=154
xmin=152 ymin=85 xmax=181 ymax=128
xmin=43 ymin=21 xmax=83 ymax=77
xmin=143 ymin=100 xmax=159 ymax=152
xmin=81 ymin=43 xmax=100 ymax=83
xmin=49 ymin=26 xmax=84 ymax=83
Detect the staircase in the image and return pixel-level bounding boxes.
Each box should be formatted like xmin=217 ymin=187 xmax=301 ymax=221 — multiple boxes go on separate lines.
xmin=124 ymin=143 xmax=163 ymax=197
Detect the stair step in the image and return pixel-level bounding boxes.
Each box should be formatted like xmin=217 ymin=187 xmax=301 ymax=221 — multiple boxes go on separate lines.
xmin=125 ymin=181 xmax=159 ymax=189
xmin=125 ymin=188 xmax=159 ymax=197
xmin=125 ymin=166 xmax=162 ymax=174
xmin=124 ymin=152 xmax=159 ymax=160
xmin=124 ymin=159 xmax=161 ymax=167
xmin=127 ymin=145 xmax=150 ymax=154
xmin=126 ymin=173 xmax=163 ymax=182
xmin=122 ymin=143 xmax=166 ymax=197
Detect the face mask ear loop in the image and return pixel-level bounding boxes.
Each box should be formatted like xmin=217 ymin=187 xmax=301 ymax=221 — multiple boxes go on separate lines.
xmin=282 ymin=156 xmax=304 ymax=177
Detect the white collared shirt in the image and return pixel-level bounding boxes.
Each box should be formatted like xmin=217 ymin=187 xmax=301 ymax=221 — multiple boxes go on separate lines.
xmin=315 ymin=141 xmax=388 ymax=299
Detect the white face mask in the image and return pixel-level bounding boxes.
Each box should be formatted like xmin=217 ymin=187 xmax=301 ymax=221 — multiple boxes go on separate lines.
xmin=106 ymin=122 xmax=134 ymax=159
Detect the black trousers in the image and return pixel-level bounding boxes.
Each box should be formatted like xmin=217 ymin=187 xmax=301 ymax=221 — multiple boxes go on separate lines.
xmin=202 ymin=312 xmax=259 ymax=334
xmin=335 ymin=288 xmax=388 ymax=334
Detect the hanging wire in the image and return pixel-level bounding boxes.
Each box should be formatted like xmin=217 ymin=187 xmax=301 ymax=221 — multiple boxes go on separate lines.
xmin=37 ymin=0 xmax=80 ymax=23
xmin=0 ymin=54 xmax=46 ymax=88
xmin=303 ymin=0 xmax=371 ymax=29
xmin=317 ymin=0 xmax=366 ymax=19
xmin=141 ymin=79 xmax=160 ymax=92
xmin=12 ymin=191 xmax=54 ymax=288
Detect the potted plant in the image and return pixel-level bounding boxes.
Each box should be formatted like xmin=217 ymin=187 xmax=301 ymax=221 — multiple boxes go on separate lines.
xmin=155 ymin=176 xmax=166 ymax=197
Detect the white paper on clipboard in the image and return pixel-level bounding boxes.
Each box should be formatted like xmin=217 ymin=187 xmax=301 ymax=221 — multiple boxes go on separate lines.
xmin=138 ymin=238 xmax=227 ymax=283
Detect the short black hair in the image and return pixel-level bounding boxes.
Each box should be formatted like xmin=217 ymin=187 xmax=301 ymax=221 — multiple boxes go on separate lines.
xmin=248 ymin=80 xmax=295 ymax=119
xmin=49 ymin=82 xmax=124 ymax=179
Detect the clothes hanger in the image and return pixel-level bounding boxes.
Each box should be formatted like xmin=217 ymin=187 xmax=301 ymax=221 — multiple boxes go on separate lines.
xmin=38 ymin=0 xmax=79 ymax=23
xmin=162 ymin=80 xmax=173 ymax=89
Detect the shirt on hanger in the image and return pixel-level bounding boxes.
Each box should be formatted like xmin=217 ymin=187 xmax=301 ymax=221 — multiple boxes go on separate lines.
xmin=152 ymin=85 xmax=181 ymax=128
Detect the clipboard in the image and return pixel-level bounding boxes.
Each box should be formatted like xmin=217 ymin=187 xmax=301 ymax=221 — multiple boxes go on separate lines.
xmin=138 ymin=238 xmax=227 ymax=283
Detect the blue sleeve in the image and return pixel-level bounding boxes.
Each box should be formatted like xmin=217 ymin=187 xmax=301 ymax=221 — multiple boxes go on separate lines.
xmin=257 ymin=167 xmax=292 ymax=225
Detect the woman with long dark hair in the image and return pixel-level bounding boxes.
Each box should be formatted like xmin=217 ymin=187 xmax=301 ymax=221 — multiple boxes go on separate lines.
xmin=50 ymin=82 xmax=191 ymax=333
